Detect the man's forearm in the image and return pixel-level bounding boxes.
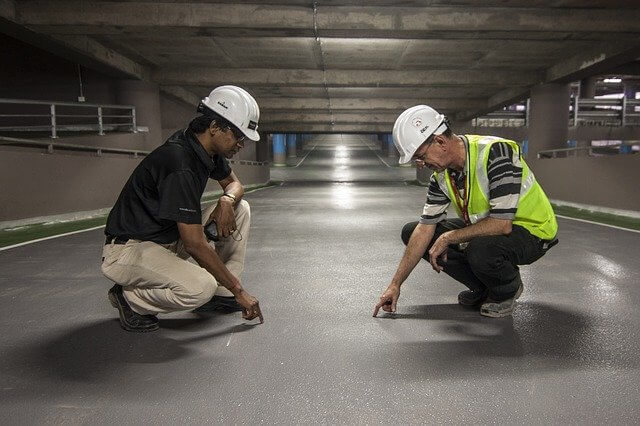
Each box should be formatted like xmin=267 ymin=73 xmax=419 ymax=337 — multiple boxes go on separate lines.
xmin=391 ymin=224 xmax=435 ymax=287
xmin=222 ymin=181 xmax=244 ymax=204
xmin=186 ymin=242 xmax=242 ymax=294
xmin=446 ymin=217 xmax=512 ymax=245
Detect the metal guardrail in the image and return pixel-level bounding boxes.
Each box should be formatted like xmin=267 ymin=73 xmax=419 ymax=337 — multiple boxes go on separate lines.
xmin=474 ymin=97 xmax=640 ymax=127
xmin=537 ymin=141 xmax=640 ymax=158
xmin=0 ymin=98 xmax=138 ymax=138
xmin=0 ymin=135 xmax=270 ymax=166
xmin=0 ymin=135 xmax=149 ymax=157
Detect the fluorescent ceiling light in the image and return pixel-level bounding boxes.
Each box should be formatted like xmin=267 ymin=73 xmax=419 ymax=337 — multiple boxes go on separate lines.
xmin=603 ymin=78 xmax=622 ymax=83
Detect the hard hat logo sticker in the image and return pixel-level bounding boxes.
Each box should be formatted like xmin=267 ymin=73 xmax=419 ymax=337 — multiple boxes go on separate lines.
xmin=412 ymin=118 xmax=423 ymax=128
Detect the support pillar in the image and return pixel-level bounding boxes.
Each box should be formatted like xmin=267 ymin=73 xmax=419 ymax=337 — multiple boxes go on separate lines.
xmin=287 ymin=134 xmax=297 ymax=158
xmin=256 ymin=133 xmax=270 ymax=163
xmin=273 ymin=134 xmax=286 ymax=166
xmin=528 ymin=83 xmax=571 ymax=157
xmin=386 ymin=134 xmax=398 ymax=159
xmin=579 ymin=76 xmax=598 ymax=99
xmin=115 ymin=80 xmax=162 ymax=150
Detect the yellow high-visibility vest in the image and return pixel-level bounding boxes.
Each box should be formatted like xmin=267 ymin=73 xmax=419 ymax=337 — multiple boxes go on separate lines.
xmin=433 ymin=135 xmax=557 ymax=240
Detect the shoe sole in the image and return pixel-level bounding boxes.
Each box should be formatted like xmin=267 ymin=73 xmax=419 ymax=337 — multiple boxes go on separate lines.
xmin=479 ymin=283 xmax=523 ymax=318
xmin=108 ymin=291 xmax=159 ymax=333
xmin=480 ymin=305 xmax=514 ymax=318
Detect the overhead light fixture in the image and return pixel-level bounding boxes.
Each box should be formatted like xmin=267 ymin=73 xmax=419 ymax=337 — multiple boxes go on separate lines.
xmin=603 ymin=78 xmax=622 ymax=83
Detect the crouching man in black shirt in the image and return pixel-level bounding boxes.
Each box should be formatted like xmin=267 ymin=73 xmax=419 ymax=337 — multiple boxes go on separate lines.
xmin=102 ymin=86 xmax=264 ymax=332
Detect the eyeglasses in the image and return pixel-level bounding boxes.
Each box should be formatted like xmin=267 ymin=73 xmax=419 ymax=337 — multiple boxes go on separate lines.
xmin=226 ymin=126 xmax=246 ymax=144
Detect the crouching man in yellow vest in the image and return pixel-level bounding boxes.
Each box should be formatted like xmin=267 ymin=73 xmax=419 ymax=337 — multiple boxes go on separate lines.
xmin=373 ymin=105 xmax=558 ymax=318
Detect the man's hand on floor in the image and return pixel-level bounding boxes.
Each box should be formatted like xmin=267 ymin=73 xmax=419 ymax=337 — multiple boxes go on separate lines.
xmin=235 ymin=289 xmax=264 ymax=323
xmin=373 ymin=284 xmax=400 ymax=317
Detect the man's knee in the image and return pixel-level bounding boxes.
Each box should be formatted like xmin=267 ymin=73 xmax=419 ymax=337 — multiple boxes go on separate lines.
xmin=178 ymin=276 xmax=216 ymax=309
xmin=466 ymin=238 xmax=505 ymax=272
xmin=401 ymin=221 xmax=418 ymax=246
xmin=236 ymin=199 xmax=250 ymax=217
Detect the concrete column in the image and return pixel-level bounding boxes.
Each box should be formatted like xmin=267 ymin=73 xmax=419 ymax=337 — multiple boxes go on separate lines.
xmin=378 ymin=133 xmax=386 ymax=152
xmin=115 ymin=79 xmax=162 ymax=150
xmin=528 ymin=83 xmax=571 ymax=156
xmin=256 ymin=133 xmax=270 ymax=163
xmin=286 ymin=133 xmax=297 ymax=158
xmin=296 ymin=133 xmax=303 ymax=155
xmin=386 ymin=134 xmax=398 ymax=158
xmin=273 ymin=134 xmax=286 ymax=166
xmin=580 ymin=76 xmax=598 ymax=99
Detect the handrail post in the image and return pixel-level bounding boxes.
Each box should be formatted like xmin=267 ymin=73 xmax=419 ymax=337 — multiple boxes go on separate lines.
xmin=97 ymin=106 xmax=104 ymax=135
xmin=573 ymin=96 xmax=579 ymax=127
xmin=525 ymin=98 xmax=530 ymax=127
xmin=50 ymin=104 xmax=57 ymax=138
xmin=131 ymin=107 xmax=137 ymax=133
xmin=621 ymin=96 xmax=627 ymax=127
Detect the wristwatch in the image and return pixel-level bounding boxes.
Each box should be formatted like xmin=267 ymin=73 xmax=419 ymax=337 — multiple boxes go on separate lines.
xmin=222 ymin=193 xmax=237 ymax=202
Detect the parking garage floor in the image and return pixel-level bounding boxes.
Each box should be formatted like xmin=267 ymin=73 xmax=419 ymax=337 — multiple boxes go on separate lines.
xmin=1 ymin=135 xmax=639 ymax=424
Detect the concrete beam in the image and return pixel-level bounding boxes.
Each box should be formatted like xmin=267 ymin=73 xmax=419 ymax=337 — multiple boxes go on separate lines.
xmin=0 ymin=9 xmax=151 ymax=81
xmin=456 ymin=86 xmax=530 ymax=121
xmin=458 ymin=41 xmax=640 ymax=120
xmin=0 ymin=0 xmax=15 ymax=20
xmin=17 ymin=3 xmax=640 ymax=34
xmin=545 ymin=41 xmax=640 ymax=83
xmin=257 ymin=97 xmax=486 ymax=111
xmin=49 ymin=35 xmax=151 ymax=80
xmin=261 ymin=123 xmax=393 ymax=133
xmin=160 ymin=86 xmax=200 ymax=107
xmin=156 ymin=68 xmax=541 ymax=87
xmin=262 ymin=112 xmax=400 ymax=124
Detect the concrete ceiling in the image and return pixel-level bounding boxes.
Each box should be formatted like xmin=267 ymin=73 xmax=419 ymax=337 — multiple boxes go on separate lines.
xmin=2 ymin=1 xmax=640 ymax=133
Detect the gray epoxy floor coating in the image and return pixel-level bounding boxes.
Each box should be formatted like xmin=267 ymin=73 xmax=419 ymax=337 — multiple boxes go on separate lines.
xmin=2 ymin=135 xmax=640 ymax=424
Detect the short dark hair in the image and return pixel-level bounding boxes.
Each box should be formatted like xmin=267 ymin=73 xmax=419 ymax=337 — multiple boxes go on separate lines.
xmin=188 ymin=105 xmax=234 ymax=135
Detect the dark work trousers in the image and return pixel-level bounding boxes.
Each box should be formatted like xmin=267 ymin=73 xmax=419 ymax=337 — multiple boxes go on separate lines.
xmin=401 ymin=219 xmax=550 ymax=301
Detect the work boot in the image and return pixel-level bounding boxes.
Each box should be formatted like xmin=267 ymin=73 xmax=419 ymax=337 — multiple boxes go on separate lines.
xmin=458 ymin=288 xmax=488 ymax=306
xmin=108 ymin=284 xmax=159 ymax=332
xmin=193 ymin=295 xmax=243 ymax=314
xmin=480 ymin=280 xmax=524 ymax=318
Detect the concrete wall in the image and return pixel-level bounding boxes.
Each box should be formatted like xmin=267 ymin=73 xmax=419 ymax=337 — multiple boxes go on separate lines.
xmin=0 ymin=34 xmax=116 ymax=105
xmin=160 ymin=94 xmax=195 ymax=141
xmin=0 ymin=144 xmax=270 ymax=222
xmin=0 ymin=147 xmax=140 ymax=221
xmin=529 ymin=155 xmax=640 ymax=212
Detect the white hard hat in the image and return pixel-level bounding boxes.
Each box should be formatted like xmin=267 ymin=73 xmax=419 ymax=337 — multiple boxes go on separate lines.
xmin=199 ymin=85 xmax=260 ymax=142
xmin=392 ymin=105 xmax=447 ymax=164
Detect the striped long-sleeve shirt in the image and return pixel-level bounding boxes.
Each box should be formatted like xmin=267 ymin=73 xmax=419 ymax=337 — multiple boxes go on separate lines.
xmin=419 ymin=137 xmax=523 ymax=225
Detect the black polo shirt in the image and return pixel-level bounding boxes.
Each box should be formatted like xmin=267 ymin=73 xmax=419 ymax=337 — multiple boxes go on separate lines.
xmin=105 ymin=129 xmax=231 ymax=243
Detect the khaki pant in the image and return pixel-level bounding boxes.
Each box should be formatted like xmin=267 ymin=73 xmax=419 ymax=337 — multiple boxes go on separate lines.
xmin=101 ymin=200 xmax=250 ymax=315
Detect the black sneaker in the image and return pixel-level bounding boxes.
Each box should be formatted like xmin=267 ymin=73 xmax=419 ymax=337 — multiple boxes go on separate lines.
xmin=458 ymin=288 xmax=488 ymax=306
xmin=108 ymin=284 xmax=159 ymax=332
xmin=193 ymin=295 xmax=243 ymax=313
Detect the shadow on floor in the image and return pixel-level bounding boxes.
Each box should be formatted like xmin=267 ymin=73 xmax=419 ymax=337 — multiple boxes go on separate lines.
xmin=4 ymin=316 xmax=254 ymax=388
xmin=370 ymin=301 xmax=638 ymax=380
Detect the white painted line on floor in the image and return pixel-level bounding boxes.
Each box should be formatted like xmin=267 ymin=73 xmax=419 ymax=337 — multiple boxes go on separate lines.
xmin=556 ymin=214 xmax=640 ymax=234
xmin=0 ymin=225 xmax=106 ymax=252
xmin=291 ymin=142 xmax=319 ymax=168
xmin=358 ymin=135 xmax=394 ymax=168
